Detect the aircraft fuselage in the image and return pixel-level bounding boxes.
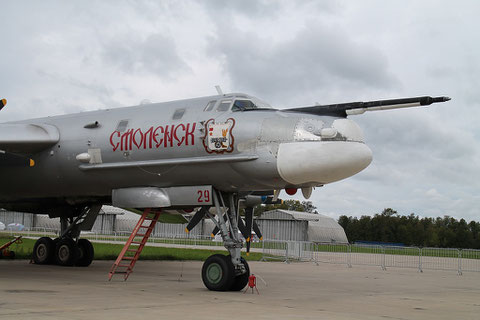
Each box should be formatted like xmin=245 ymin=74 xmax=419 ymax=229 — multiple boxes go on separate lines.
xmin=0 ymin=93 xmax=372 ymax=213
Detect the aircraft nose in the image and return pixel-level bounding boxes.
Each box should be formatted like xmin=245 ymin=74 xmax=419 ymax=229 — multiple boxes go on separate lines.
xmin=276 ymin=141 xmax=373 ymax=185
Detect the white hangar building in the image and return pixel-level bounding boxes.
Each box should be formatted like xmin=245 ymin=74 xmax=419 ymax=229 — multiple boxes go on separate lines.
xmin=257 ymin=209 xmax=348 ymax=243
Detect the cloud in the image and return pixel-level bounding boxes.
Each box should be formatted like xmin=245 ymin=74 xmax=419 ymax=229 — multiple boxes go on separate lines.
xmin=357 ymin=109 xmax=480 ymax=187
xmin=208 ymin=21 xmax=398 ymax=102
xmin=201 ymin=0 xmax=281 ymax=17
xmin=101 ymin=33 xmax=191 ymax=78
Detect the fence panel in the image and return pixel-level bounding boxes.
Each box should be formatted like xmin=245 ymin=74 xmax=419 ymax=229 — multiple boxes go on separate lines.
xmin=421 ymin=247 xmax=459 ymax=272
xmin=460 ymin=249 xmax=480 ymax=273
xmin=285 ymin=241 xmax=313 ymax=261
xmin=350 ymin=244 xmax=384 ymax=268
xmin=312 ymin=243 xmax=350 ymax=265
xmin=384 ymin=246 xmax=421 ymax=270
xmin=262 ymin=240 xmax=288 ymax=262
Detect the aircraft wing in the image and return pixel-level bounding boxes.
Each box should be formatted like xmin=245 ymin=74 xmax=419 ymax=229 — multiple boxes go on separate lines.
xmin=0 ymin=123 xmax=59 ymax=155
xmin=285 ymin=96 xmax=451 ymax=117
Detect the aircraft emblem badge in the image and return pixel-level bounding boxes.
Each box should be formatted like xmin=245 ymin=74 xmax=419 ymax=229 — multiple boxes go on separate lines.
xmin=203 ymin=118 xmax=235 ymax=153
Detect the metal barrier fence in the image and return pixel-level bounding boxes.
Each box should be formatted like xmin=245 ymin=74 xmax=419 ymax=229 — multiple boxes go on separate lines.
xmin=384 ymin=246 xmax=421 ymax=270
xmin=2 ymin=229 xmax=479 ymax=274
xmin=1 ymin=227 xmax=58 ymax=238
xmin=421 ymin=247 xmax=460 ymax=274
xmin=264 ymin=241 xmax=480 ymax=274
xmin=313 ymin=242 xmax=350 ymax=266
xmin=461 ymin=249 xmax=480 ymax=273
xmin=261 ymin=240 xmax=289 ymax=262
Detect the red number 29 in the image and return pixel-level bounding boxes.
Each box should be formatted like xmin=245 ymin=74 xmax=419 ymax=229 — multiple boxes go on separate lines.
xmin=197 ymin=190 xmax=210 ymax=203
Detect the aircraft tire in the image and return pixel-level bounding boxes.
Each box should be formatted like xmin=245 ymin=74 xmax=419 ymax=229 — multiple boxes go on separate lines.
xmin=201 ymin=254 xmax=235 ymax=291
xmin=229 ymin=257 xmax=250 ymax=291
xmin=32 ymin=237 xmax=55 ymax=264
xmin=54 ymin=238 xmax=78 ymax=266
xmin=76 ymin=239 xmax=94 ymax=267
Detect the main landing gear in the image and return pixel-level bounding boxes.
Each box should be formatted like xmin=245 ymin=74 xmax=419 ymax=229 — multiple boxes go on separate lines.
xmin=32 ymin=205 xmax=99 ymax=267
xmin=32 ymin=235 xmax=94 ymax=267
xmin=188 ymin=191 xmax=253 ymax=291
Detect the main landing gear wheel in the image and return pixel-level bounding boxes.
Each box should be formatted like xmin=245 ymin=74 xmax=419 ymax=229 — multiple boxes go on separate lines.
xmin=230 ymin=257 xmax=250 ymax=291
xmin=202 ymin=254 xmax=235 ymax=291
xmin=55 ymin=238 xmax=78 ymax=266
xmin=32 ymin=237 xmax=55 ymax=264
xmin=76 ymin=239 xmax=94 ymax=267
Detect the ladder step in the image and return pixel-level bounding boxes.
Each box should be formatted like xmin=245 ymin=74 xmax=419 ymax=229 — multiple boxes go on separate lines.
xmin=108 ymin=209 xmax=161 ymax=281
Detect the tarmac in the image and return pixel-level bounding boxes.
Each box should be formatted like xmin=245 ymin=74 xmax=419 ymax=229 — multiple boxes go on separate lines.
xmin=1 ymin=259 xmax=479 ymax=320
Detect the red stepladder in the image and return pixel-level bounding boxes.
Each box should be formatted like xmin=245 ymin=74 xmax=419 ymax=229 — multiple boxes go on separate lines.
xmin=108 ymin=208 xmax=161 ymax=281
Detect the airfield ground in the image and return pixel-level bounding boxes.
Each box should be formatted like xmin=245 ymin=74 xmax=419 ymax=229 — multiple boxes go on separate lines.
xmin=1 ymin=260 xmax=479 ymax=320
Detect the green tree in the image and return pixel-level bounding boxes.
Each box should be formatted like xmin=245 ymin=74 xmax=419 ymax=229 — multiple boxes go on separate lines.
xmin=338 ymin=209 xmax=480 ymax=249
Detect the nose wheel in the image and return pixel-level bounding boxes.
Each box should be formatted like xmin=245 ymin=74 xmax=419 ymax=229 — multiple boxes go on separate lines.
xmin=202 ymin=254 xmax=234 ymax=291
xmin=202 ymin=254 xmax=250 ymax=291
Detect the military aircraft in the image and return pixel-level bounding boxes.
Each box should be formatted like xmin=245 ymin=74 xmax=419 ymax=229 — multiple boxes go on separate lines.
xmin=0 ymin=91 xmax=450 ymax=291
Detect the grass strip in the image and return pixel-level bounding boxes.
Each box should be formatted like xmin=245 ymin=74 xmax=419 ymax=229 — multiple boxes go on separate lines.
xmin=3 ymin=235 xmax=479 ymax=260
xmin=0 ymin=236 xmax=262 ymax=261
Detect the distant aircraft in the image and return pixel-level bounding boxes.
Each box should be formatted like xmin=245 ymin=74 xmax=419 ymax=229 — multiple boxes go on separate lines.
xmin=0 ymin=92 xmax=450 ymax=290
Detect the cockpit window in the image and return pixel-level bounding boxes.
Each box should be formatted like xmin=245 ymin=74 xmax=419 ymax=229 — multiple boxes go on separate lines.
xmin=204 ymin=100 xmax=217 ymax=111
xmin=216 ymin=100 xmax=232 ymax=112
xmin=232 ymin=100 xmax=257 ymax=112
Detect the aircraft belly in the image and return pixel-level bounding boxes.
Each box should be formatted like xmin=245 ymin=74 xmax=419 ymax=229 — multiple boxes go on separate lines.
xmin=0 ymin=159 xmax=277 ymax=203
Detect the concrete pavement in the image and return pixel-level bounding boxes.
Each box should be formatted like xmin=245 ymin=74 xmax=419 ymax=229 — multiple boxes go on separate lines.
xmin=1 ymin=260 xmax=479 ymax=319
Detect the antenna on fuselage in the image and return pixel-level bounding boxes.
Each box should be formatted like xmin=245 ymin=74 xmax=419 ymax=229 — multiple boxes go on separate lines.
xmin=215 ymin=85 xmax=224 ymax=95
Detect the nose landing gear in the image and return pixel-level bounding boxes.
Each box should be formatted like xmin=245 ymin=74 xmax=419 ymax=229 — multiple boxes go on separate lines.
xmin=199 ymin=190 xmax=251 ymax=291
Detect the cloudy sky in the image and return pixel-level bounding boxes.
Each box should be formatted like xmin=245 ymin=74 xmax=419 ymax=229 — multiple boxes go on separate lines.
xmin=1 ymin=1 xmax=479 ymax=221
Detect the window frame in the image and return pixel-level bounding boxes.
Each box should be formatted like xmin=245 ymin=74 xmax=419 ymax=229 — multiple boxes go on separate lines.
xmin=216 ymin=100 xmax=233 ymax=112
xmin=231 ymin=99 xmax=257 ymax=112
xmin=203 ymin=100 xmax=217 ymax=112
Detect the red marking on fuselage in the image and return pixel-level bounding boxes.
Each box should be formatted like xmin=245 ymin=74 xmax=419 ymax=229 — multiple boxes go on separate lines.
xmin=109 ymin=122 xmax=196 ymax=151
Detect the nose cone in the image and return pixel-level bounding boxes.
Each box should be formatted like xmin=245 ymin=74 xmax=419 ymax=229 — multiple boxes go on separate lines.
xmin=276 ymin=141 xmax=372 ymax=185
